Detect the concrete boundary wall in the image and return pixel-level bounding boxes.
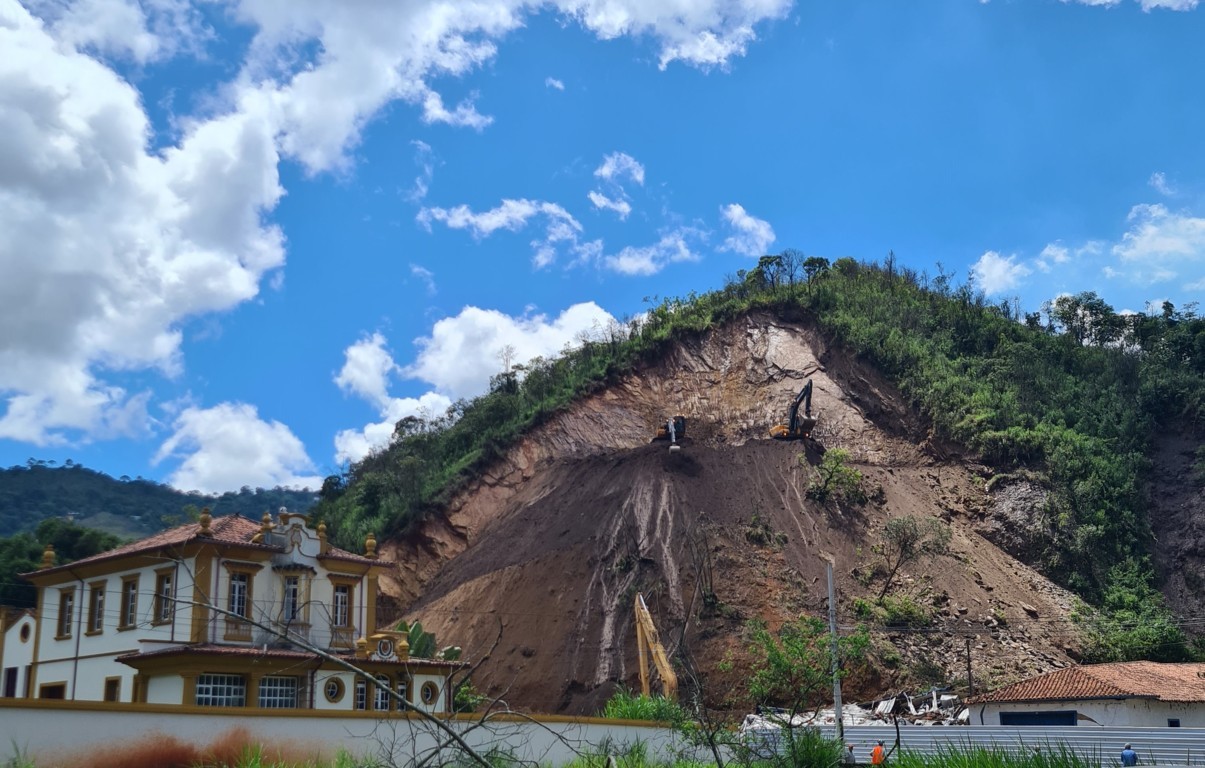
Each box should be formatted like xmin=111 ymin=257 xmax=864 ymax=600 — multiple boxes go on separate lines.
xmin=5 ymin=701 xmax=1205 ymax=766
xmin=826 ymin=725 xmax=1205 ymax=766
xmin=0 ymin=700 xmax=684 ymax=766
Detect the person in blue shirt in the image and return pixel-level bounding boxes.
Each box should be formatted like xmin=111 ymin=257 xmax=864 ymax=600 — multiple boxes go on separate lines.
xmin=1121 ymin=743 xmax=1138 ymax=766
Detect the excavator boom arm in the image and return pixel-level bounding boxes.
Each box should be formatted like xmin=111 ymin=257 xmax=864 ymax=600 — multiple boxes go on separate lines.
xmin=634 ymin=593 xmax=678 ymax=701
xmin=788 ymin=380 xmax=813 ymax=433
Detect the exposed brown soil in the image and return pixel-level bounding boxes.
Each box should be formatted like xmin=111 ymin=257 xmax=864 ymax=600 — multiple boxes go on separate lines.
xmin=1148 ymin=431 xmax=1205 ymax=618
xmin=375 ymin=314 xmax=1122 ymax=715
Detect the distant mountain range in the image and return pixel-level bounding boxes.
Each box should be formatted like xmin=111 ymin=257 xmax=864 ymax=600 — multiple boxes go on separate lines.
xmin=0 ymin=460 xmax=317 ymax=539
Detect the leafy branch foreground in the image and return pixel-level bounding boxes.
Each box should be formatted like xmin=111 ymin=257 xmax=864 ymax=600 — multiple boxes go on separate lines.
xmin=315 ymin=254 xmax=1205 ymax=661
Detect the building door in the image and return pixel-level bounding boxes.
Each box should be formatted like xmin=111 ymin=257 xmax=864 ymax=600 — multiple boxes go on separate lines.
xmin=2 ymin=667 xmax=17 ymax=698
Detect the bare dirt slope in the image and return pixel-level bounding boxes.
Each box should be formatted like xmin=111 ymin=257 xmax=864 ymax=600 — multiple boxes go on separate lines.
xmin=378 ymin=314 xmax=1083 ymax=714
xmin=1149 ymin=431 xmax=1205 ymax=618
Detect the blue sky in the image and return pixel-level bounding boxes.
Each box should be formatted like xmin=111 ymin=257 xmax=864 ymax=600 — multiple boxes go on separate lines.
xmin=2 ymin=0 xmax=1203 ymax=493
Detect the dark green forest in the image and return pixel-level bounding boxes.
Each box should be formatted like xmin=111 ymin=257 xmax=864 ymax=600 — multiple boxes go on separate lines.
xmin=312 ymin=252 xmax=1205 ymax=663
xmin=0 ymin=461 xmax=317 ymax=538
xmin=0 ymin=518 xmax=124 ymax=608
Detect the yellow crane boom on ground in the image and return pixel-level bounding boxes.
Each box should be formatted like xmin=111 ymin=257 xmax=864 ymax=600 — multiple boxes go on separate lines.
xmin=634 ymin=592 xmax=677 ymax=701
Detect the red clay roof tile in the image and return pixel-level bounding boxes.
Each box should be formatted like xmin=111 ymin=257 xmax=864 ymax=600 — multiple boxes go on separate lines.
xmin=27 ymin=514 xmax=378 ymax=576
xmin=968 ymin=662 xmax=1205 ymax=704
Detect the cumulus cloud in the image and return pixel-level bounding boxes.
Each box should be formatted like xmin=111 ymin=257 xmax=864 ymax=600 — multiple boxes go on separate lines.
xmin=719 ymin=203 xmax=775 ymax=257
xmin=545 ymin=76 xmax=565 ymax=90
xmin=1111 ymin=203 xmax=1205 ymax=283
xmin=332 ymin=333 xmax=453 ymax=463
xmin=4 ymin=0 xmax=794 ymax=448
xmin=971 ymin=251 xmax=1033 ymax=295
xmin=1148 ymin=171 xmax=1176 ymax=196
xmin=0 ymin=0 xmax=283 ymax=445
xmin=407 ymin=303 xmax=617 ymax=399
xmin=587 ymin=190 xmax=633 ymax=219
xmin=594 ymin=152 xmax=645 ymax=186
xmin=603 ymin=229 xmax=705 ymax=276
xmin=410 ymin=264 xmax=437 ymax=295
xmin=335 ymin=333 xmax=401 ymax=409
xmin=154 ymin=403 xmax=322 ymax=493
xmin=26 ymin=0 xmax=211 ymax=64
xmin=237 ymin=0 xmax=792 ymax=173
xmin=1062 ymin=0 xmax=1197 ymax=8
xmin=334 ymin=391 xmax=454 ymax=465
xmin=418 ymin=198 xmax=583 ymax=267
xmin=404 ymin=140 xmax=436 ymax=202
xmin=587 ymin=151 xmax=644 ymax=220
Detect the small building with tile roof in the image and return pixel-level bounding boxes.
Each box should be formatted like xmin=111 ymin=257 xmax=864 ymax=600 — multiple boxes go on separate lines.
xmin=0 ymin=509 xmax=463 ymax=714
xmin=967 ymin=662 xmax=1205 ymax=726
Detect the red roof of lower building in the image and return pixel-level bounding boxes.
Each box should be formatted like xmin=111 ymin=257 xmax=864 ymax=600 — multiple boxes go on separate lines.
xmin=968 ymin=662 xmax=1205 ymax=704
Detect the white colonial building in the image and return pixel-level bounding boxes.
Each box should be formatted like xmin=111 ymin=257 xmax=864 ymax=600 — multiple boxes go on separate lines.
xmin=0 ymin=510 xmax=462 ymax=713
xmin=968 ymin=661 xmax=1205 ymax=727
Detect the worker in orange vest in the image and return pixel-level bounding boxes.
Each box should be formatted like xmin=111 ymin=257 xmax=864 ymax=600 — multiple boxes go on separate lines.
xmin=871 ymin=740 xmax=886 ymax=765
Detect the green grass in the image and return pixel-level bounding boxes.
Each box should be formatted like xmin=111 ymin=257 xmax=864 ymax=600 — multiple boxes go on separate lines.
xmin=601 ymin=690 xmax=689 ymax=725
xmin=193 ymin=747 xmax=381 ymax=768
xmin=892 ymin=742 xmax=1104 ymax=768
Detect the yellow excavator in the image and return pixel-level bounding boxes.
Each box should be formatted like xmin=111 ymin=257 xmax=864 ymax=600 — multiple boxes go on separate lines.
xmin=770 ymin=379 xmax=817 ymax=440
xmin=634 ymin=593 xmax=677 ymax=700
xmin=651 ymin=415 xmax=686 ymax=452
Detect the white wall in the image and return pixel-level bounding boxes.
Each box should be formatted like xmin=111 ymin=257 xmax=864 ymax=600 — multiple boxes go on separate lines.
xmin=974 ymin=699 xmax=1205 ymax=727
xmin=1 ymin=615 xmax=35 ymax=697
xmin=0 ymin=702 xmax=683 ymax=767
xmin=146 ymin=675 xmax=185 ymax=705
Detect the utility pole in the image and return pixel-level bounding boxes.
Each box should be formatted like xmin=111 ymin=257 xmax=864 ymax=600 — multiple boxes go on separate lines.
xmin=965 ymin=636 xmax=974 ymax=697
xmin=826 ymin=558 xmax=844 ymax=743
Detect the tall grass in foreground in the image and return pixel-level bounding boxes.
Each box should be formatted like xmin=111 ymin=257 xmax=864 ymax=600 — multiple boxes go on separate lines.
xmin=892 ymin=742 xmax=1103 ymax=768
xmin=601 ymin=690 xmax=688 ymax=725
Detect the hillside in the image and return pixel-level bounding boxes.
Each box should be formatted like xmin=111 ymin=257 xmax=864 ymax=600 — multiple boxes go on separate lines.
xmin=314 ymin=258 xmax=1204 ymax=715
xmin=377 ymin=316 xmax=1089 ymax=713
xmin=0 ymin=462 xmax=317 ymax=539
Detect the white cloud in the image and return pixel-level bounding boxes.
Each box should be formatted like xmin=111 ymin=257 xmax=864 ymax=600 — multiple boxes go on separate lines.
xmin=26 ymin=0 xmax=211 ymax=64
xmin=718 ymin=203 xmax=775 ymax=257
xmin=1112 ymin=204 xmax=1205 ymax=284
xmin=4 ymin=0 xmax=795 ymax=447
xmin=1063 ymin=0 xmax=1197 ymax=8
xmin=545 ymin=76 xmax=565 ymax=90
xmin=971 ymin=251 xmax=1033 ymax=295
xmin=594 ymin=152 xmax=645 ymax=186
xmin=405 ymin=140 xmax=436 ymax=202
xmin=587 ymin=190 xmax=633 ymax=219
xmin=236 ymin=1 xmax=792 ymax=174
xmin=332 ymin=333 xmax=454 ymax=463
xmin=335 ymin=333 xmax=401 ymax=409
xmin=334 ymin=390 xmax=453 ymax=464
xmin=603 ymin=229 xmax=704 ymax=276
xmin=407 ymin=303 xmax=617 ymax=399
xmin=0 ymin=1 xmax=283 ymax=445
xmin=411 ymin=264 xmax=437 ymax=295
xmin=418 ymin=198 xmax=583 ymax=267
xmin=154 ymin=403 xmax=322 ymax=493
xmin=563 ymin=0 xmax=793 ymax=69
xmin=1148 ymin=171 xmax=1176 ymax=196
xmin=1138 ymin=0 xmax=1198 ymax=9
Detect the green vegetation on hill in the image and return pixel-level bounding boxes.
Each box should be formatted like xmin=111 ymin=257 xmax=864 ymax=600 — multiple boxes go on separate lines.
xmin=314 ymin=253 xmax=1205 ymax=661
xmin=0 ymin=461 xmax=317 ymax=539
xmin=0 ymin=518 xmax=124 ymax=607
